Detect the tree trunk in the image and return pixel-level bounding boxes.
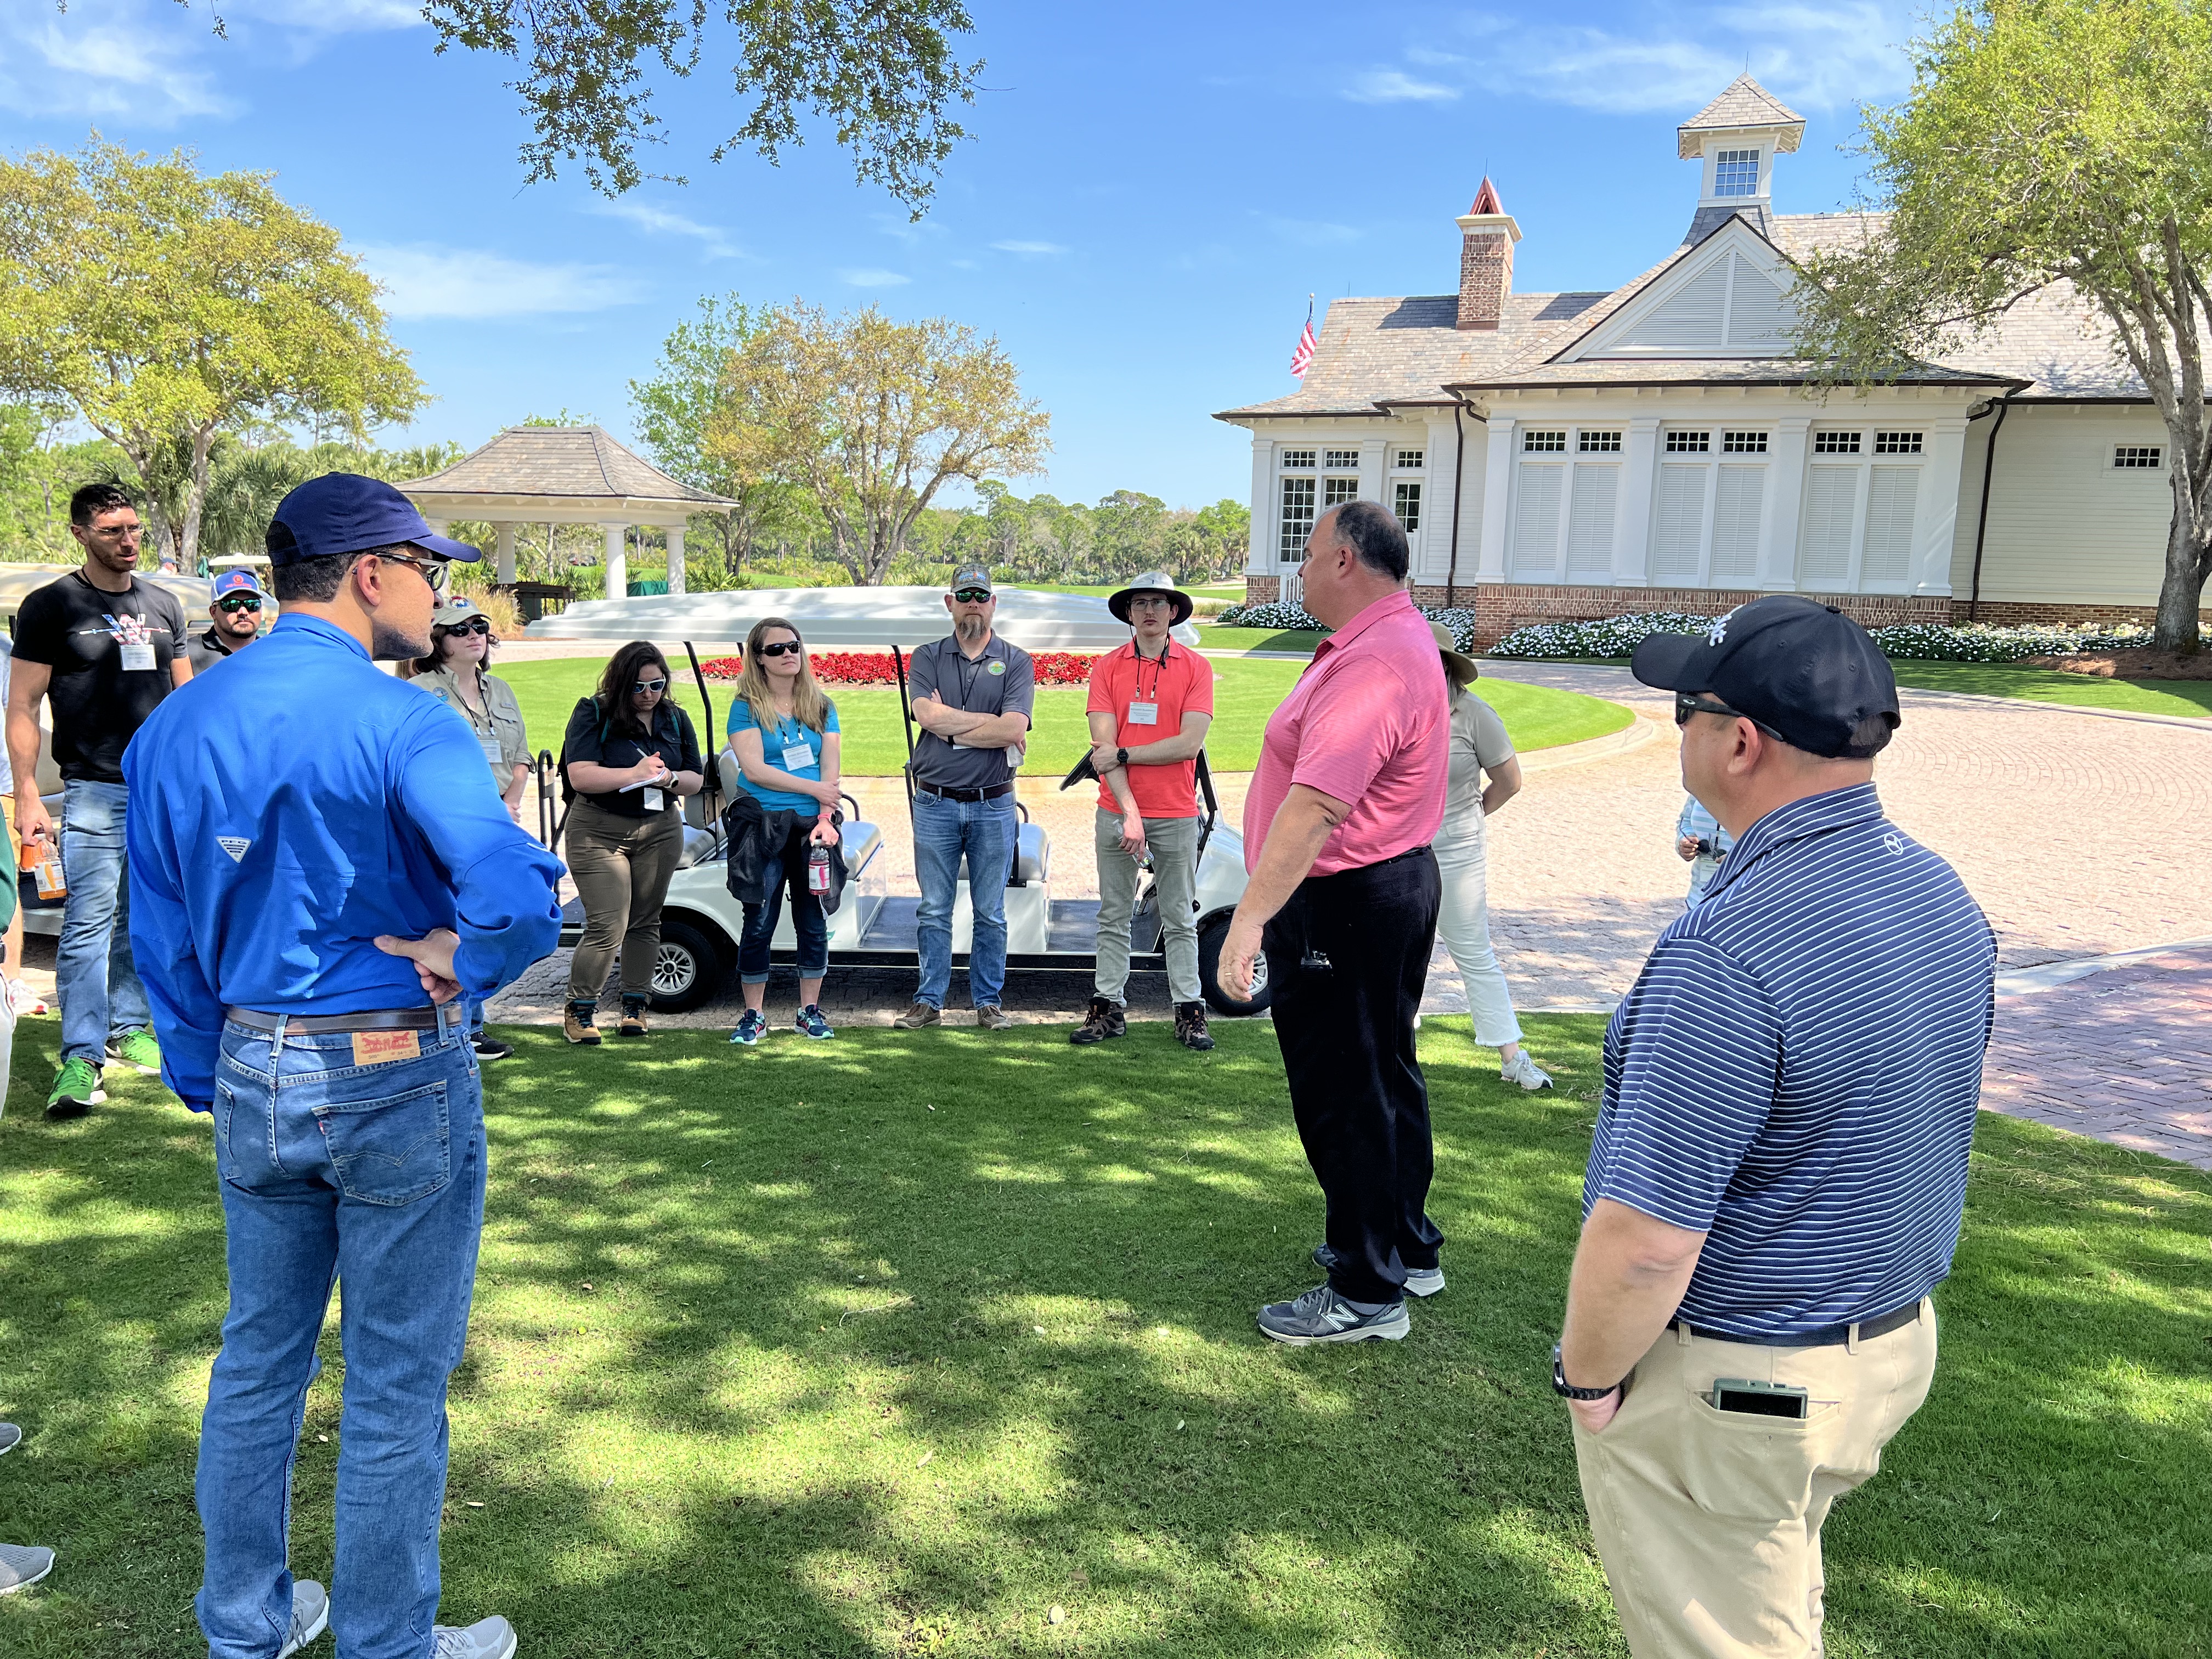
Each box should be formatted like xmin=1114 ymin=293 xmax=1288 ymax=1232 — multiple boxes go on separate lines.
xmin=2152 ymin=472 xmax=2210 ymax=653
xmin=125 ymin=442 xmax=177 ymax=571
xmin=178 ymin=426 xmax=217 ymax=569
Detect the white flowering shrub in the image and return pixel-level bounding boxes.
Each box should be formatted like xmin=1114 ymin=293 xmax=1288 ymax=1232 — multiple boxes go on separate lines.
xmin=1488 ymin=612 xmax=1713 ymax=659
xmin=1489 ymin=611 xmax=2201 ymax=662
xmin=1215 ymin=600 xmax=1324 ymax=631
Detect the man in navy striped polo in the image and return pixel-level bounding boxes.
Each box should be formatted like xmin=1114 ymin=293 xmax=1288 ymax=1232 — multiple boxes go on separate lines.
xmin=1551 ymin=597 xmax=1995 ymax=1659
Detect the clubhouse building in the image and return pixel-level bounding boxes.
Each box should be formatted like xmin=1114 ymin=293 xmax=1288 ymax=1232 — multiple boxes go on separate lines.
xmin=1217 ymin=77 xmax=2176 ymax=641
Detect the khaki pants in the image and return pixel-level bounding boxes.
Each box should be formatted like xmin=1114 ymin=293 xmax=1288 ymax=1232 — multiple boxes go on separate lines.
xmin=1572 ymin=1301 xmax=1938 ymax=1659
xmin=1093 ymin=809 xmax=1200 ymax=1004
xmin=565 ymin=799 xmax=684 ymax=1003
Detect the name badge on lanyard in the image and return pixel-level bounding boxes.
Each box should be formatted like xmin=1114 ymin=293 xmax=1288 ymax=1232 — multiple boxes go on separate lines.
xmin=1126 ymin=701 xmax=1159 ymax=726
xmin=781 ymin=740 xmax=816 ymax=774
xmin=120 ymin=642 xmax=155 ymax=673
xmin=643 ymin=787 xmax=664 ymax=812
xmin=478 ymin=734 xmax=504 ymax=768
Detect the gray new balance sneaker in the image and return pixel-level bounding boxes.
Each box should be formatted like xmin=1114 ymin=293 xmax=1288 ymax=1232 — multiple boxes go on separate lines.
xmin=0 ymin=1542 xmax=54 ymax=1595
xmin=1257 ymin=1283 xmax=1410 ymax=1345
xmin=1311 ymin=1243 xmax=1444 ymax=1298
xmin=276 ymin=1579 xmax=330 ymax=1656
xmin=435 ymin=1613 xmax=518 ymax=1658
xmin=0 ymin=1421 xmax=21 ymax=1456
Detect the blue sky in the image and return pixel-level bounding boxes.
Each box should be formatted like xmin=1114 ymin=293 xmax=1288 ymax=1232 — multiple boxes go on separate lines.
xmin=1 ymin=1 xmax=1926 ymax=509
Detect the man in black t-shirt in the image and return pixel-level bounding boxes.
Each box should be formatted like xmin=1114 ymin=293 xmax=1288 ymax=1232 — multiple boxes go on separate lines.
xmin=7 ymin=482 xmax=191 ymax=1118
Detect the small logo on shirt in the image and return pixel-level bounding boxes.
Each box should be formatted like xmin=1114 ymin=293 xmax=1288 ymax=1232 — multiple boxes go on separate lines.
xmin=986 ymin=659 xmax=1005 ymax=675
xmin=1883 ymin=831 xmax=1904 ymax=855
xmin=103 ymin=613 xmax=156 ymax=646
xmin=217 ymin=837 xmax=251 ymax=862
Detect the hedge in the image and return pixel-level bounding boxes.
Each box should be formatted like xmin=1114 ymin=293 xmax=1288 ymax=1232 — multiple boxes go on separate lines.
xmin=1487 ymin=613 xmax=2210 ymax=663
xmin=1214 ymin=602 xmax=1482 ymax=654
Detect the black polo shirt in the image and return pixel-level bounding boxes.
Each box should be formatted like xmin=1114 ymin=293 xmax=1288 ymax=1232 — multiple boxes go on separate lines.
xmin=562 ymin=697 xmax=702 ymax=817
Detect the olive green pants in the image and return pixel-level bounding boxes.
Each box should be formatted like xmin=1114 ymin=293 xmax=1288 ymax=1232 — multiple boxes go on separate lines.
xmin=565 ymin=799 xmax=684 ymax=1003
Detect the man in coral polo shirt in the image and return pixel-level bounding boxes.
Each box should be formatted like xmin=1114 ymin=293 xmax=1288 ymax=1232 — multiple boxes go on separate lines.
xmin=1220 ymin=500 xmax=1450 ymax=1344
xmin=1071 ymin=571 xmax=1217 ymax=1052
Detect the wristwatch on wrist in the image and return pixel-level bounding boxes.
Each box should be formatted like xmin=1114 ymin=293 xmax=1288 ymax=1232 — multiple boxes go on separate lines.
xmin=1116 ymin=746 xmax=1129 ymax=768
xmin=1551 ymin=1342 xmax=1619 ymax=1401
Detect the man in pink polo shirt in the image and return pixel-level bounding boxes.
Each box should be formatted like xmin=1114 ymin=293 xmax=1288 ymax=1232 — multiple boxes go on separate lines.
xmin=1221 ymin=499 xmax=1450 ymax=1344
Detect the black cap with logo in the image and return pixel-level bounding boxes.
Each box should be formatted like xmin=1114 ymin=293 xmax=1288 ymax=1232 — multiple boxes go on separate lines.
xmin=1631 ymin=596 xmax=1900 ymax=759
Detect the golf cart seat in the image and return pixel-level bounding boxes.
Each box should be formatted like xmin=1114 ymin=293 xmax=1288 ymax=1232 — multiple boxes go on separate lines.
xmin=674 ymin=824 xmax=718 ymax=870
xmin=1011 ymin=819 xmax=1049 ymax=887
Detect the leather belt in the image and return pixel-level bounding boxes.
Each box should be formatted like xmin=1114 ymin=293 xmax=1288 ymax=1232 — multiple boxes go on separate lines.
xmin=916 ymin=780 xmax=1014 ymax=803
xmin=1668 ymin=1297 xmax=1925 ymax=1349
xmin=224 ymin=1006 xmax=447 ymax=1034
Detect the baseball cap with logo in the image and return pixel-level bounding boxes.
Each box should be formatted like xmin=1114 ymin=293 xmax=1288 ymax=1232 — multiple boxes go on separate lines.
xmin=210 ymin=568 xmax=267 ymax=601
xmin=266 ymin=473 xmax=482 ymax=566
xmin=947 ymin=565 xmax=994 ymax=596
xmin=1631 ymin=595 xmax=1900 ymax=759
xmin=432 ymin=596 xmax=489 ymax=628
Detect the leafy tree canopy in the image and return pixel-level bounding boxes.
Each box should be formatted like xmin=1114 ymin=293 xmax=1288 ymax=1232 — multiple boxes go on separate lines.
xmin=1792 ymin=0 xmax=2212 ymax=651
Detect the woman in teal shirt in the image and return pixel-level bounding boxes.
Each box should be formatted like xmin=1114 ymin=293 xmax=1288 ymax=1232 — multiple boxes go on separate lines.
xmin=726 ymin=617 xmax=843 ymax=1044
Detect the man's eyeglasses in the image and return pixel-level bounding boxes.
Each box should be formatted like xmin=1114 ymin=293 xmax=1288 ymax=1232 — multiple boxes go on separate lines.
xmin=756 ymin=640 xmax=802 ymax=658
xmin=373 ymin=550 xmax=450 ymax=594
xmin=633 ymin=678 xmax=667 ymax=695
xmin=952 ymin=589 xmax=992 ymax=604
xmin=1675 ymin=692 xmax=1782 ymax=740
xmin=87 ymin=522 xmax=143 ymax=541
xmin=216 ymin=596 xmax=263 ymax=614
xmin=447 ymin=617 xmax=492 ymax=637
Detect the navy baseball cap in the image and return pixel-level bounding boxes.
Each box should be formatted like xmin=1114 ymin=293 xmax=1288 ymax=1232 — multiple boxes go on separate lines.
xmin=1632 ymin=596 xmax=1900 ymax=759
xmin=266 ymin=473 xmax=482 ymax=566
xmin=210 ymin=568 xmax=266 ymax=600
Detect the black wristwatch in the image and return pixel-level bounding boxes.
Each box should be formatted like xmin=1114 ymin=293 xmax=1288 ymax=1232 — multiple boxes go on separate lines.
xmin=1551 ymin=1342 xmax=1620 ymax=1401
xmin=1115 ymin=746 xmax=1128 ymax=768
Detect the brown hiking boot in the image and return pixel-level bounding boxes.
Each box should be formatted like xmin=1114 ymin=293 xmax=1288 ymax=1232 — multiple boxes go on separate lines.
xmin=619 ymin=996 xmax=650 ymax=1037
xmin=976 ymin=1005 xmax=1014 ymax=1030
xmin=1175 ymin=1000 xmax=1215 ymax=1052
xmin=1069 ymin=996 xmax=1126 ymax=1046
xmin=564 ymin=1001 xmax=601 ymax=1046
xmin=893 ymin=1001 xmax=942 ymax=1030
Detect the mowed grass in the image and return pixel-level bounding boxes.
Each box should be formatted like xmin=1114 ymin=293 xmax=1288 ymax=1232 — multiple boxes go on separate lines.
xmin=2 ymin=1014 xmax=2207 ymax=1657
xmin=496 ymin=658 xmax=1631 ymax=776
xmin=1193 ymin=627 xmax=1333 ymax=656
xmin=1886 ymin=660 xmax=2212 ymax=718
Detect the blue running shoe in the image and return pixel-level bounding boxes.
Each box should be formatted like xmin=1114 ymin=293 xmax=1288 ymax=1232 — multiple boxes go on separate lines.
xmin=795 ymin=1004 xmax=834 ymax=1040
xmin=729 ymin=1009 xmax=767 ymax=1046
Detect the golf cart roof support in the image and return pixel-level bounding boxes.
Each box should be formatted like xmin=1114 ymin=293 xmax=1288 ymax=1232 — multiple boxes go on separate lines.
xmin=892 ymin=645 xmax=916 ymax=811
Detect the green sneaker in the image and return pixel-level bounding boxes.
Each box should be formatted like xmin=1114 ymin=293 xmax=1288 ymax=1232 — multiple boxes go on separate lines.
xmin=106 ymin=1029 xmax=162 ymax=1076
xmin=44 ymin=1058 xmax=105 ymax=1120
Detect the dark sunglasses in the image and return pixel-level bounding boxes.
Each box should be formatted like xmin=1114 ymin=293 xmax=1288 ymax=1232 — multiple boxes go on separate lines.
xmin=952 ymin=589 xmax=992 ymax=603
xmin=756 ymin=640 xmax=803 ymax=658
xmin=374 ymin=550 xmax=450 ymax=594
xmin=633 ymin=678 xmax=667 ymax=695
xmin=217 ymin=596 xmax=262 ymax=614
xmin=1675 ymin=692 xmax=1782 ymax=740
xmin=446 ymin=617 xmax=492 ymax=636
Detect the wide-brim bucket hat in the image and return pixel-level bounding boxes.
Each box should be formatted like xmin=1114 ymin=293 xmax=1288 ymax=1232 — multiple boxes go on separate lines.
xmin=1430 ymin=620 xmax=1481 ymax=685
xmin=1108 ymin=571 xmax=1194 ymax=627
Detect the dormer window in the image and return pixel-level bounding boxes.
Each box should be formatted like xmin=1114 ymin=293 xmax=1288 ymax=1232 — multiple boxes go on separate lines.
xmin=1713 ymin=149 xmax=1760 ymax=197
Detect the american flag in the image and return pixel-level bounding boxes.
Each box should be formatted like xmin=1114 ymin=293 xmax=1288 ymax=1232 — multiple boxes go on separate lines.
xmin=1289 ymin=297 xmax=1317 ymax=378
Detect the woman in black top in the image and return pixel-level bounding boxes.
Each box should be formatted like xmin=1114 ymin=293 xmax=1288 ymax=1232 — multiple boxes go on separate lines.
xmin=560 ymin=641 xmax=704 ymax=1042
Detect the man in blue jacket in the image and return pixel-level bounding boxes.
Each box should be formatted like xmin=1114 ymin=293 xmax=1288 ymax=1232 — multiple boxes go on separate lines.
xmin=126 ymin=475 xmax=563 ymax=1659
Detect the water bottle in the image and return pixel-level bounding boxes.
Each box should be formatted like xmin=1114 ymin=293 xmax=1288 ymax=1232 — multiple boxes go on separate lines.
xmin=22 ymin=838 xmax=63 ymax=901
xmin=808 ymin=843 xmax=831 ymax=895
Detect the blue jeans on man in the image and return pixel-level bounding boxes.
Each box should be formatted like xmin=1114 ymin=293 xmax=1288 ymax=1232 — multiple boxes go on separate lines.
xmin=56 ymin=778 xmax=151 ymax=1064
xmin=911 ymin=790 xmax=1015 ymax=1009
xmin=196 ymin=1007 xmax=483 ymax=1659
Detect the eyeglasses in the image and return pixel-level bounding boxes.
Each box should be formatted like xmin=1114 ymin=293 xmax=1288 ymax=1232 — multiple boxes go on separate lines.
xmin=1675 ymin=693 xmax=1782 ymax=740
xmin=87 ymin=523 xmax=143 ymax=540
xmin=372 ymin=550 xmax=450 ymax=594
xmin=633 ymin=678 xmax=667 ymax=695
xmin=217 ymin=596 xmax=263 ymax=614
xmin=952 ymin=589 xmax=992 ymax=604
xmin=756 ymin=640 xmax=802 ymax=658
xmin=447 ymin=617 xmax=492 ymax=636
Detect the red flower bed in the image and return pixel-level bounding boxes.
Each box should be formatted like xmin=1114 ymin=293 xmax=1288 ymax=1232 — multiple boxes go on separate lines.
xmin=701 ymin=650 xmax=1101 ymax=686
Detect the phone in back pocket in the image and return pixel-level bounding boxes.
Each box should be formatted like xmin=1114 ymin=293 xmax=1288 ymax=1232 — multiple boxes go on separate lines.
xmin=1710 ymin=1379 xmax=1810 ymax=1419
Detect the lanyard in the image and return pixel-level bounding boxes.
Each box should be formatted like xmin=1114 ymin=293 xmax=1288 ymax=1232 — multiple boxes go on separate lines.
xmin=1132 ymin=640 xmax=1171 ymax=702
xmin=949 ymin=640 xmax=994 ymax=708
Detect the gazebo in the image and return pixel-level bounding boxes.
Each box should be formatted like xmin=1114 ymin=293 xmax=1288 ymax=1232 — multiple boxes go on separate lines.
xmin=396 ymin=425 xmax=737 ymax=597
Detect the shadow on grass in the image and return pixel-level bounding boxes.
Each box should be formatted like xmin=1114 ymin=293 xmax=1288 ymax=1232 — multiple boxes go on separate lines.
xmin=2 ymin=1017 xmax=2209 ymax=1656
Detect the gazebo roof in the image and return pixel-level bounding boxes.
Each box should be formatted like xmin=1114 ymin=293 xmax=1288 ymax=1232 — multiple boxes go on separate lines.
xmin=397 ymin=425 xmax=737 ymax=524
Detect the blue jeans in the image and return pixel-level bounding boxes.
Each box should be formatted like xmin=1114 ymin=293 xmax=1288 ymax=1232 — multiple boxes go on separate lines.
xmin=58 ymin=778 xmax=151 ymax=1064
xmin=738 ymin=836 xmax=828 ymax=984
xmin=911 ymin=789 xmax=1015 ymax=1009
xmin=197 ymin=1008 xmax=484 ymax=1659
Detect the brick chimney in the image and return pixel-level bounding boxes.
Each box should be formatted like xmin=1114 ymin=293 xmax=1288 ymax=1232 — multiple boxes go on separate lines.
xmin=1455 ymin=177 xmax=1521 ymax=331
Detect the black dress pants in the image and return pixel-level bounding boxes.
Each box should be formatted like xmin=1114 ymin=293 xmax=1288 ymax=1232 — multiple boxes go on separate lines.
xmin=1263 ymin=848 xmax=1444 ymax=1305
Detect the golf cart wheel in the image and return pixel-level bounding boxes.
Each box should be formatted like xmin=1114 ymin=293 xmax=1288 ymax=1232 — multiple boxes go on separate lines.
xmin=648 ymin=918 xmax=726 ymax=1014
xmin=1198 ymin=916 xmax=1272 ymax=1017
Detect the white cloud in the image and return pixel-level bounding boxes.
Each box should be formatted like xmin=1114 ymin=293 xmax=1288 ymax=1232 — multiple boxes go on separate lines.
xmin=990 ymin=240 xmax=1067 ymax=256
xmin=586 ymin=200 xmax=747 ymax=261
xmin=1432 ymin=4 xmax=1916 ymax=116
xmin=1344 ymin=69 xmax=1459 ymax=104
xmin=353 ymin=244 xmax=646 ymax=320
xmin=839 ymin=268 xmax=913 ymax=287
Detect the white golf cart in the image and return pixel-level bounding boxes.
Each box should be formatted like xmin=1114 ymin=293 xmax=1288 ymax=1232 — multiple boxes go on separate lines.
xmin=521 ymin=586 xmax=1268 ymax=1016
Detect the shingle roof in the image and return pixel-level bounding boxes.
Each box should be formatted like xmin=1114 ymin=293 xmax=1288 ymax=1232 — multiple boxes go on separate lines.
xmin=1678 ymin=76 xmax=1805 ymax=156
xmin=396 ymin=426 xmax=737 ymax=506
xmin=1447 ymin=358 xmax=2018 ymax=391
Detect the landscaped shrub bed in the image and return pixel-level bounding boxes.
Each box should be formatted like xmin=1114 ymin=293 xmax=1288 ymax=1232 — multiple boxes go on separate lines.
xmin=1215 ymin=601 xmax=1482 ymax=654
xmin=698 ymin=650 xmax=1102 ymax=686
xmin=1488 ymin=612 xmax=1712 ymax=659
xmin=1488 ymin=612 xmax=2210 ymax=663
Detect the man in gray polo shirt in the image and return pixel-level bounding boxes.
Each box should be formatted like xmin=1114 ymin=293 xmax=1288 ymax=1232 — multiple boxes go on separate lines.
xmin=894 ymin=566 xmax=1035 ymax=1029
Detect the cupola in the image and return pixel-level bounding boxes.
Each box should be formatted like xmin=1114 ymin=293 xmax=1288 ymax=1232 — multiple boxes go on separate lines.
xmin=1675 ymin=75 xmax=1804 ymax=244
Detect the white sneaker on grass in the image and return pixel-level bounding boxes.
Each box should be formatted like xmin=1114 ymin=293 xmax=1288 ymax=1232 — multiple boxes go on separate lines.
xmin=0 ymin=1542 xmax=54 ymax=1594
xmin=276 ymin=1579 xmax=330 ymax=1655
xmin=1500 ymin=1049 xmax=1553 ymax=1091
xmin=435 ymin=1614 xmax=519 ymax=1658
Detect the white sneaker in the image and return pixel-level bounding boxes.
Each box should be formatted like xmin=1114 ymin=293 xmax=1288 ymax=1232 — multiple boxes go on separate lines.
xmin=435 ymin=1614 xmax=519 ymax=1658
xmin=1500 ymin=1050 xmax=1553 ymax=1091
xmin=276 ymin=1578 xmax=329 ymax=1655
xmin=8 ymin=980 xmax=45 ymax=1017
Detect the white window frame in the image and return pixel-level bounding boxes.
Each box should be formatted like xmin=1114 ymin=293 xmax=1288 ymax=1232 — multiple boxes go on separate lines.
xmin=1665 ymin=429 xmax=1712 ymax=454
xmin=1578 ymin=430 xmax=1622 ymax=453
xmin=1323 ymin=448 xmax=1361 ymax=470
xmin=1812 ymin=430 xmax=1861 ymax=456
xmin=1279 ymin=449 xmax=1316 ymax=471
xmin=1871 ymin=431 xmax=1924 ymax=455
xmin=1278 ymin=474 xmax=1316 ymax=563
xmin=1393 ymin=478 xmax=1422 ymax=532
xmin=1523 ymin=429 xmax=1567 ymax=454
xmin=2111 ymin=443 xmax=2165 ymax=473
xmin=1712 ymin=148 xmax=1761 ymax=199
xmin=1391 ymin=448 xmax=1425 ymax=471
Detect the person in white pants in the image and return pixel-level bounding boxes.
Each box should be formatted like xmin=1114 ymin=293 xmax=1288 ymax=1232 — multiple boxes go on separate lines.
xmin=1426 ymin=623 xmax=1550 ymax=1090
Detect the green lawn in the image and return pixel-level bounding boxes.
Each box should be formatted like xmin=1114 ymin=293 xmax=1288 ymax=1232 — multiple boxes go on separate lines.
xmin=2 ymin=1016 xmax=2205 ymax=1657
xmin=497 ymin=659 xmax=1632 ymax=776
xmin=1887 ymin=660 xmax=2212 ymax=718
xmin=1195 ymin=626 xmax=1332 ymax=655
